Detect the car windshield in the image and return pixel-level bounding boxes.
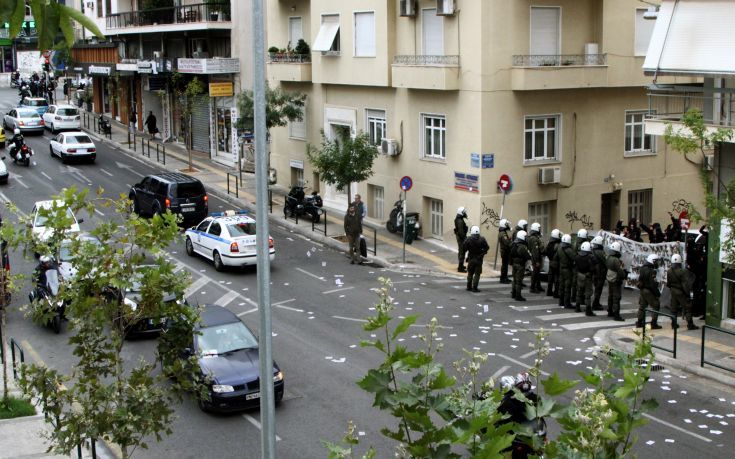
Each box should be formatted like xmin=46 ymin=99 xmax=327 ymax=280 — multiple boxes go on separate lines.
xmin=59 ymin=237 xmax=101 ymax=262
xmin=35 ymin=207 xmax=75 ymax=227
xmin=57 ymin=108 xmax=78 ymax=116
xmin=197 ymin=321 xmax=258 ymax=356
xmin=66 ymin=135 xmax=92 ymax=144
xmin=227 ymin=222 xmax=256 ymax=236
xmin=18 ymin=110 xmax=39 ymax=118
xmin=174 ymin=182 xmax=205 ymax=198
xmin=27 ymin=99 xmax=48 ymax=107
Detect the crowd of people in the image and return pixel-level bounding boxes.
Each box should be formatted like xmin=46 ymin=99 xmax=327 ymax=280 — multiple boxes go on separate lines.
xmin=16 ymin=71 xmax=57 ymax=105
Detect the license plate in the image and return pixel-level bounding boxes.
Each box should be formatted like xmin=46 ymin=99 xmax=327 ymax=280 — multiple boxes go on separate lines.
xmin=77 ymin=149 xmax=87 ymax=154
xmin=246 ymin=392 xmax=260 ymax=400
xmin=181 ymin=207 xmax=195 ymax=213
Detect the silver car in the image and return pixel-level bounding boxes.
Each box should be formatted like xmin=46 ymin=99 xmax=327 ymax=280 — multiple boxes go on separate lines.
xmin=3 ymin=108 xmax=45 ymax=134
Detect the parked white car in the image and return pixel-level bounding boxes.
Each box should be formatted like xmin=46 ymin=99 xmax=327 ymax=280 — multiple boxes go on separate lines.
xmin=30 ymin=200 xmax=82 ymax=242
xmin=0 ymin=155 xmax=7 ymax=184
xmin=43 ymin=105 xmax=81 ymax=133
xmin=184 ymin=210 xmax=274 ymax=271
xmin=49 ymin=131 xmax=97 ymax=163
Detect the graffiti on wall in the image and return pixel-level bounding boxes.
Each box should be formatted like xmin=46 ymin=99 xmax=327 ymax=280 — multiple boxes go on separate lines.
xmin=480 ymin=202 xmax=500 ymax=229
xmin=671 ymin=199 xmax=692 ymax=215
xmin=565 ymin=210 xmax=595 ymax=231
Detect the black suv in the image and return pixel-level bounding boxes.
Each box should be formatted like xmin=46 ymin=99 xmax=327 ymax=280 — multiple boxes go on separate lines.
xmin=129 ymin=173 xmax=208 ymax=225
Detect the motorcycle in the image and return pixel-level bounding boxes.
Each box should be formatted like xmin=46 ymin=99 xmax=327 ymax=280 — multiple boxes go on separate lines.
xmin=98 ymin=116 xmax=112 ymax=136
xmin=284 ymin=186 xmax=323 ymax=223
xmin=28 ymin=266 xmax=65 ymax=334
xmin=497 ymin=373 xmax=547 ymax=459
xmin=11 ymin=144 xmax=33 ymax=167
xmin=386 ymin=198 xmax=420 ymax=234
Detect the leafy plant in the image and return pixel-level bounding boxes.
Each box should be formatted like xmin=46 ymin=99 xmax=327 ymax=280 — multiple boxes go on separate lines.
xmin=268 ymin=46 xmax=280 ymax=54
xmin=307 ymin=130 xmax=378 ymax=206
xmin=0 ymin=395 xmax=35 ymax=419
xmin=169 ymin=73 xmax=208 ymax=171
xmin=295 ymin=39 xmax=310 ymax=55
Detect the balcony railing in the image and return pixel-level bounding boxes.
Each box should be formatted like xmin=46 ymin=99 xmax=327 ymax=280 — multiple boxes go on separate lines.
xmin=393 ymin=55 xmax=459 ymax=66
xmin=106 ymin=2 xmax=230 ymax=29
xmin=268 ymin=53 xmax=311 ymax=63
xmin=647 ymin=91 xmax=735 ymax=128
xmin=512 ymin=54 xmax=607 ymax=66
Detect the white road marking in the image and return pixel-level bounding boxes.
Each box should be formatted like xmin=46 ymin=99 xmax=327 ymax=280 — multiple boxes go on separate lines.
xmin=332 ymin=315 xmax=368 ymax=323
xmin=538 ymin=309 xmax=636 ymax=321
xmin=15 ymin=177 xmax=29 ymax=188
xmin=273 ymin=298 xmax=296 ymax=306
xmin=331 ymin=315 xmax=452 ymax=329
xmin=184 ymin=277 xmax=210 ymax=298
xmin=323 ymin=286 xmax=354 ymax=294
xmin=643 ymin=413 xmax=712 ymax=443
xmin=562 ymin=320 xmax=633 ymax=331
xmin=94 ymin=209 xmax=104 ymax=217
xmin=242 ymin=414 xmax=282 ymax=442
xmin=214 ymin=291 xmax=239 ymax=307
xmin=519 ymin=350 xmax=538 ymax=360
xmin=295 ymin=267 xmax=325 ymax=281
xmin=173 ymin=258 xmax=259 ymax=310
xmin=41 ymin=171 xmax=53 ymax=181
xmin=490 ymin=365 xmax=511 ymax=381
xmin=237 ymin=308 xmax=259 ymax=317
xmin=100 ymin=168 xmax=114 ymax=177
xmin=497 ymin=354 xmax=549 ymax=376
xmin=511 ymin=301 xmax=632 ymax=312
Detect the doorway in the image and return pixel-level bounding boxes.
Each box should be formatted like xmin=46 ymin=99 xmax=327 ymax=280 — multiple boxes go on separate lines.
xmin=600 ymin=191 xmax=621 ymax=232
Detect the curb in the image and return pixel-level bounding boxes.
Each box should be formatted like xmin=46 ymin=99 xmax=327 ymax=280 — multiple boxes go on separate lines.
xmin=594 ymin=327 xmax=735 ymax=388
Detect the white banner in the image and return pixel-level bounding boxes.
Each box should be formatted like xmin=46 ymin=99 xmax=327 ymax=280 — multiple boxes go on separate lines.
xmin=597 ymin=230 xmax=685 ymax=290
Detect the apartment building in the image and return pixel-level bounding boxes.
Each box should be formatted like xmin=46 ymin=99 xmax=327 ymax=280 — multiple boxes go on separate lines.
xmin=73 ymin=0 xmax=250 ymax=167
xmin=266 ymin=0 xmax=700 ymax=253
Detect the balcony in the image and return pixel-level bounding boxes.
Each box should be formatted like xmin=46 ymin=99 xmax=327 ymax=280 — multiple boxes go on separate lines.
xmin=644 ymin=89 xmax=735 ymax=137
xmin=391 ymin=55 xmax=460 ymax=91
xmin=267 ymin=53 xmax=311 ymax=82
xmin=511 ymin=54 xmax=608 ymax=91
xmin=106 ymin=2 xmax=231 ymax=34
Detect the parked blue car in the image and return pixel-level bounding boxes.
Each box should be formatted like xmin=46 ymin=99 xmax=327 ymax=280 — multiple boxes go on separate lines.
xmin=20 ymin=97 xmax=50 ymax=116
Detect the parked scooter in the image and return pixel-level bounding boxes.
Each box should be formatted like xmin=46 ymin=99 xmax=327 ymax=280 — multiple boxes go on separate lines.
xmin=385 ymin=198 xmax=420 ymax=234
xmin=11 ymin=144 xmax=33 ymax=167
xmin=284 ymin=186 xmax=323 ymax=223
xmin=28 ymin=261 xmax=65 ymax=334
xmin=98 ymin=115 xmax=112 ymax=136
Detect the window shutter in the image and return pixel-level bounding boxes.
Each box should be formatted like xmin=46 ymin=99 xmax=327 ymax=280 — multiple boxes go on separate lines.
xmin=313 ymin=15 xmax=340 ymax=52
xmin=634 ymin=9 xmax=655 ymax=56
xmin=530 ymin=7 xmax=560 ymax=55
xmin=289 ymin=17 xmax=303 ymax=46
xmin=354 ymin=12 xmax=376 ymax=57
xmin=422 ymin=8 xmax=444 ymax=55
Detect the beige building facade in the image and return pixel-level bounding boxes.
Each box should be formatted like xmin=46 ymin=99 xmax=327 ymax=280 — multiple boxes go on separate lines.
xmin=266 ymin=0 xmax=700 ymax=255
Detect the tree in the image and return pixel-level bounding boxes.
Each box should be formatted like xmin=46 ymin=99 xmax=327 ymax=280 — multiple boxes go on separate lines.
xmin=306 ymin=130 xmax=379 ymax=206
xmin=0 ymin=1 xmax=104 ymax=50
xmin=6 ymin=187 xmax=204 ymax=459
xmin=170 ymin=73 xmax=208 ymax=172
xmin=325 ymin=278 xmax=658 ymax=458
xmin=664 ymin=108 xmax=735 ymax=263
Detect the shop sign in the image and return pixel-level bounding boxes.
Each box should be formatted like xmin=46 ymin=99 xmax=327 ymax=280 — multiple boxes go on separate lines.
xmin=116 ymin=63 xmax=137 ymax=72
xmin=482 ymin=153 xmax=495 ymax=169
xmin=137 ymin=60 xmax=156 ymax=74
xmin=230 ymin=107 xmax=239 ymax=165
xmin=88 ymin=65 xmax=111 ymax=75
xmin=177 ymin=58 xmax=239 ymax=74
xmin=454 ymin=172 xmax=479 ymax=193
xmin=209 ymin=82 xmax=233 ymax=97
xmin=161 ymin=92 xmax=171 ymax=141
xmin=290 ymin=159 xmax=304 ymax=169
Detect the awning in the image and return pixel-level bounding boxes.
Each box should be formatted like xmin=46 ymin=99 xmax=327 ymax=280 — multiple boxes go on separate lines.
xmin=312 ymin=20 xmax=339 ymax=52
xmin=644 ymin=0 xmax=735 ymax=77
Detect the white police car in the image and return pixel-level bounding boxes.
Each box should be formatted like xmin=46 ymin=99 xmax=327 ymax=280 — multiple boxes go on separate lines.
xmin=184 ymin=210 xmax=274 ymax=271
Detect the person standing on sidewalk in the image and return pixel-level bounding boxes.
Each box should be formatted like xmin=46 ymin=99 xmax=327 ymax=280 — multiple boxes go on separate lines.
xmin=145 ymin=111 xmax=159 ymax=139
xmin=527 ymin=222 xmax=544 ymax=293
xmin=454 ymin=207 xmax=469 ymax=273
xmin=352 ymin=194 xmax=367 ymax=221
xmin=545 ymin=229 xmax=561 ymax=297
xmin=344 ymin=205 xmax=363 ymax=265
xmin=557 ymin=234 xmax=576 ymax=308
xmin=498 ymin=219 xmax=512 ymax=283
xmin=463 ymin=226 xmax=489 ymax=292
xmin=590 ymin=235 xmax=607 ymax=311
xmin=575 ymin=242 xmax=596 ymax=316
xmin=635 ymin=254 xmax=663 ymax=329
xmin=510 ymin=230 xmax=531 ymax=301
xmin=605 ymin=242 xmax=626 ymax=321
xmin=667 ymin=254 xmax=699 ymax=330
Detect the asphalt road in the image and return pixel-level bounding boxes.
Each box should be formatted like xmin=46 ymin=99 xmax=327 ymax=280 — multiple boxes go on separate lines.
xmin=0 ymin=87 xmax=733 ymax=458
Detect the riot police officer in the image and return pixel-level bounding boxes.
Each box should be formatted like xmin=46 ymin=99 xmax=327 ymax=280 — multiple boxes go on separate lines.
xmin=454 ymin=207 xmax=468 ymax=273
xmin=557 ymin=234 xmax=576 ymax=308
xmin=606 ymin=242 xmax=626 ymax=321
xmin=545 ymin=229 xmax=561 ymax=297
xmin=527 ymin=222 xmax=544 ymax=294
xmin=636 ymin=254 xmax=662 ymax=329
xmin=510 ymin=230 xmax=531 ymax=302
xmin=590 ymin=236 xmax=607 ymax=311
xmin=570 ymin=228 xmax=590 ymax=309
xmin=498 ymin=219 xmax=512 ymax=284
xmin=575 ymin=242 xmax=596 ymax=316
xmin=463 ymin=226 xmax=489 ymax=292
xmin=667 ymin=254 xmax=699 ymax=330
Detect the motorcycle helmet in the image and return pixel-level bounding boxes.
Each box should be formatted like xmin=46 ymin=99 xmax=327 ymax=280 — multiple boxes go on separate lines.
xmin=457 ymin=206 xmax=467 ymax=217
xmin=581 ymin=242 xmax=592 ymax=252
xmin=562 ymin=234 xmax=572 ymax=244
xmin=13 ymin=128 xmax=20 ymax=135
xmin=609 ymin=241 xmax=622 ymax=254
xmin=470 ymin=226 xmax=480 ymax=236
xmin=499 ymin=218 xmax=510 ymax=230
xmin=671 ymin=254 xmax=682 ymax=264
xmin=591 ymin=236 xmax=604 ymax=247
xmin=517 ymin=230 xmax=527 ymax=241
xmin=530 ymin=222 xmax=541 ymax=234
xmin=514 ymin=372 xmax=532 ymax=392
xmin=577 ymin=228 xmax=589 ymax=240
xmin=517 ymin=219 xmax=528 ymax=230
xmin=550 ymin=229 xmax=561 ymax=240
xmin=500 ymin=375 xmax=516 ymax=391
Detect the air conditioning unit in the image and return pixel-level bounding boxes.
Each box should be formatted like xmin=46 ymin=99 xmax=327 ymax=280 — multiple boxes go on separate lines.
xmin=400 ymin=0 xmax=416 ymax=17
xmin=537 ymin=166 xmax=561 ymax=185
xmin=381 ymin=138 xmax=400 ymax=156
xmin=437 ymin=0 xmax=456 ymax=16
xmin=704 ymin=154 xmax=714 ymax=171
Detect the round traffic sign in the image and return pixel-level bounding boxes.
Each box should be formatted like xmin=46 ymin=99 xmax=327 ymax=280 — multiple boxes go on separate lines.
xmin=400 ymin=176 xmax=413 ymax=191
xmin=498 ymin=174 xmax=512 ymax=192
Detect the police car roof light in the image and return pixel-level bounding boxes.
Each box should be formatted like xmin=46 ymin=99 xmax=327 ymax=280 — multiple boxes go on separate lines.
xmin=210 ymin=210 xmax=249 ymax=217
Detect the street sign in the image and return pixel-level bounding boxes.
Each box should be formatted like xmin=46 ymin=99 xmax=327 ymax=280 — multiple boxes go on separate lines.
xmin=498 ymin=174 xmax=511 ymax=192
xmin=679 ymin=210 xmax=689 ymax=220
xmin=680 ymin=218 xmax=690 ymax=230
xmin=400 ymin=175 xmax=413 ymax=191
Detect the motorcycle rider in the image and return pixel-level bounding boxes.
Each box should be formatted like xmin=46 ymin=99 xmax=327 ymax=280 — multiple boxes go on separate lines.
xmin=463 ymin=226 xmax=489 ymax=292
xmin=667 ymin=254 xmax=699 ymax=331
xmin=636 ymin=254 xmax=663 ymax=329
xmin=454 ymin=207 xmax=468 ymax=273
xmin=498 ymin=219 xmax=512 ymax=284
xmin=527 ymin=222 xmax=544 ymax=293
xmin=545 ymin=229 xmax=562 ymax=297
xmin=510 ymin=230 xmax=531 ymax=301
xmin=9 ymin=128 xmax=25 ymax=160
xmin=557 ymin=234 xmax=576 ymax=308
xmin=590 ymin=236 xmax=607 ymax=311
xmin=497 ymin=372 xmax=543 ymax=457
xmin=606 ymin=242 xmax=626 ymax=321
xmin=19 ymin=84 xmax=30 ymax=101
xmin=34 ymin=255 xmax=54 ymax=289
xmin=575 ymin=242 xmax=596 ymax=316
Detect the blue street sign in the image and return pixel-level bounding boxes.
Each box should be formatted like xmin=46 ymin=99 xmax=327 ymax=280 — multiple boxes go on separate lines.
xmin=400 ymin=176 xmax=413 ymax=191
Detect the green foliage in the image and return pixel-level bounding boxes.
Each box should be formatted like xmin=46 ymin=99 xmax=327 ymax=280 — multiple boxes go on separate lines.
xmin=236 ymin=83 xmax=306 ymax=133
xmin=306 ymin=130 xmax=379 ymax=206
xmin=294 ymin=39 xmax=310 ymax=55
xmin=0 ymin=395 xmax=36 ymax=419
xmin=268 ymin=46 xmax=280 ymax=54
xmin=7 ymin=187 xmax=204 ymax=459
xmin=327 ymin=278 xmax=658 ymax=458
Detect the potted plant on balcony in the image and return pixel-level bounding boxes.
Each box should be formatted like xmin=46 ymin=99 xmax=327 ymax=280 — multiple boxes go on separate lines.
xmin=294 ymin=39 xmax=311 ymax=62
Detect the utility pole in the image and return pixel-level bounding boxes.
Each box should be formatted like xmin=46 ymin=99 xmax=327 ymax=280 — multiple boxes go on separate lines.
xmin=252 ymin=0 xmax=276 ymax=458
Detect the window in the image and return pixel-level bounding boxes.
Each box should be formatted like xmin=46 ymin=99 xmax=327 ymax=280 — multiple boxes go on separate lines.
xmin=428 ymin=198 xmax=444 ymax=239
xmin=291 ymin=167 xmax=304 ymax=187
xmin=208 ymin=222 xmax=222 ymax=237
xmin=421 ymin=114 xmax=446 ymax=160
xmin=625 ymin=110 xmax=654 ymax=154
xmin=289 ymin=17 xmax=303 ymax=48
xmin=354 ymin=11 xmax=376 ymax=57
xmin=530 ymin=7 xmax=560 ymax=57
xmin=366 ymin=109 xmax=386 ymax=146
xmin=528 ymin=201 xmax=554 ymax=236
xmin=289 ymin=102 xmax=306 ymax=140
xmin=196 ymin=219 xmax=212 ymax=232
xmin=422 ymin=8 xmax=444 ymax=55
xmin=96 ymin=0 xmax=102 ymax=18
xmin=635 ymin=8 xmax=656 ymax=56
xmin=369 ymin=184 xmax=384 ymax=219
xmin=524 ymin=115 xmax=559 ymax=162
xmin=628 ymin=189 xmax=652 ymax=225
xmin=313 ymin=14 xmax=340 ymax=54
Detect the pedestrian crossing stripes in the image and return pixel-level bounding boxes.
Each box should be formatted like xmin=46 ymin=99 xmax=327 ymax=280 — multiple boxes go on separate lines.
xmin=538 ymin=308 xmax=636 ymax=321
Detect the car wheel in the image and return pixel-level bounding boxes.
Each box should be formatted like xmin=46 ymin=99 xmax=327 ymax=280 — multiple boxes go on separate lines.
xmin=197 ymin=396 xmax=211 ymax=413
xmin=275 ymin=391 xmax=284 ymax=404
xmin=284 ymin=206 xmax=292 ymax=219
xmin=49 ymin=146 xmax=54 ymax=158
xmin=213 ymin=251 xmax=224 ymax=272
xmin=131 ymin=197 xmax=140 ymax=215
xmin=185 ymin=237 xmax=195 ymax=256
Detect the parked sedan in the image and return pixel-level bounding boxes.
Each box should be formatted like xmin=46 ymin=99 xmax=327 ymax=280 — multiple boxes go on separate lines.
xmin=43 ymin=105 xmax=81 ymax=133
xmin=49 ymin=131 xmax=97 ymax=163
xmin=3 ymin=108 xmax=45 ymax=134
xmin=0 ymin=156 xmax=8 ymax=184
xmin=19 ymin=97 xmax=50 ymax=116
xmin=191 ymin=304 xmax=284 ymax=412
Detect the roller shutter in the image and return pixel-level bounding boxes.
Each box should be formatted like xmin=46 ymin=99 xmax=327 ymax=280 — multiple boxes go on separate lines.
xmin=190 ymin=96 xmax=210 ymax=153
